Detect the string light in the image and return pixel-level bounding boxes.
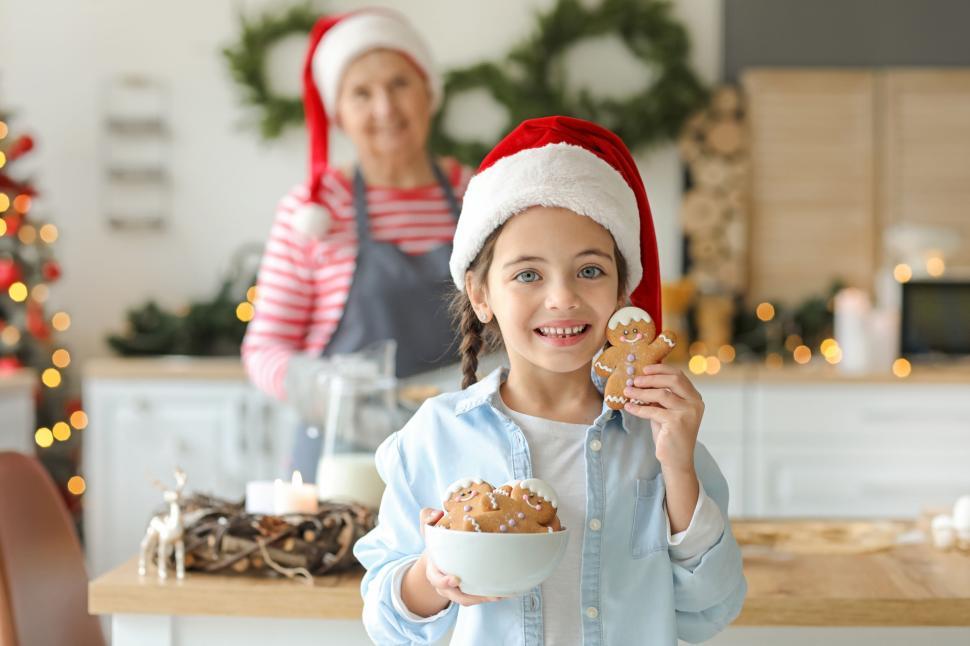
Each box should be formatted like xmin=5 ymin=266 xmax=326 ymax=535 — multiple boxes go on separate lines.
xmin=12 ymin=194 xmax=30 ymax=213
xmin=1 ymin=326 xmax=20 ymax=346
xmin=705 ymin=356 xmax=722 ymax=375
xmin=0 ymin=121 xmax=8 ymax=138
xmin=67 ymin=476 xmax=86 ymax=496
xmin=17 ymin=224 xmax=37 ymax=245
xmin=35 ymin=427 xmax=54 ymax=448
xmin=688 ymin=355 xmax=707 ymax=375
xmin=42 ymin=367 xmax=62 ymax=388
xmin=0 ymin=151 xmax=6 ymax=168
xmin=246 ymin=285 xmax=258 ymax=303
xmin=236 ymin=302 xmax=255 ymax=322
xmin=0 ymin=194 xmax=9 ymax=212
xmin=52 ymin=422 xmax=71 ymax=442
xmin=717 ymin=344 xmax=736 ymax=363
xmin=784 ymin=334 xmax=803 ymax=352
xmin=70 ymin=410 xmax=88 ymax=430
xmin=31 ymin=284 xmax=49 ymax=302
xmin=0 ymin=219 xmax=6 ymax=237
xmin=756 ymin=302 xmax=775 ymax=322
xmin=39 ymin=224 xmax=59 ymax=243
xmin=8 ymin=282 xmax=28 ymax=302
xmin=51 ymin=311 xmax=71 ymax=331
xmin=824 ymin=346 xmax=843 ymax=365
xmin=688 ymin=341 xmax=707 ymax=356
xmin=893 ymin=263 xmax=912 ymax=283
xmin=793 ymin=345 xmax=812 ymax=364
xmin=52 ymin=348 xmax=71 ymax=368
xmin=765 ymin=352 xmax=784 ymax=368
xmin=892 ymin=358 xmax=912 ymax=378
xmin=926 ymin=256 xmax=945 ymax=278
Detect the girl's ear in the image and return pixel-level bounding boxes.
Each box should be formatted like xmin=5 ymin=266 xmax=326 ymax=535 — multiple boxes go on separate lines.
xmin=465 ymin=272 xmax=493 ymax=323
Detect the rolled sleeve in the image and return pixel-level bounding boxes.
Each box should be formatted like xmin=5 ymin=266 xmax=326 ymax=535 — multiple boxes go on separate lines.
xmin=666 ymin=481 xmax=726 ymax=569
xmin=671 ymin=444 xmax=747 ymax=642
xmin=353 ymin=416 xmax=459 ymax=644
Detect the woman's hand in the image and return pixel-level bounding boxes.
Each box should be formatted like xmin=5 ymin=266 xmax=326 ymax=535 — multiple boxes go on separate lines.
xmin=415 ymin=509 xmax=503 ymax=608
xmin=621 ymin=363 xmax=704 ymax=473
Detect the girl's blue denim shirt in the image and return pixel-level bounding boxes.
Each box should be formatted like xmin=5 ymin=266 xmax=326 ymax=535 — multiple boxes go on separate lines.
xmin=353 ymin=367 xmax=746 ymax=645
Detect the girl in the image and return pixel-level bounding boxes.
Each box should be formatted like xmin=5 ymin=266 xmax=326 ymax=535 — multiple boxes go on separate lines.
xmin=353 ymin=116 xmax=746 ymax=645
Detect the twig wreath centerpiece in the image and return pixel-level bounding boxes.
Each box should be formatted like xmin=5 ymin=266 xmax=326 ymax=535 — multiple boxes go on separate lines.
xmin=430 ymin=0 xmax=709 ymax=164
xmin=149 ymin=493 xmax=376 ymax=584
xmin=222 ymin=3 xmax=319 ymax=139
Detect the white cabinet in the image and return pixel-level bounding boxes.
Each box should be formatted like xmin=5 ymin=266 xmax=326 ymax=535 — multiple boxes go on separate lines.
xmin=0 ymin=370 xmax=35 ymax=453
xmin=749 ymin=381 xmax=970 ymax=518
xmin=82 ymin=360 xmax=297 ymax=577
xmin=694 ymin=378 xmax=747 ymax=518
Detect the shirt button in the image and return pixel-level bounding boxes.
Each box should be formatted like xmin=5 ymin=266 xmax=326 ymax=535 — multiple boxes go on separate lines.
xmin=589 ymin=439 xmax=602 ymax=452
xmin=589 ymin=518 xmax=601 ymax=531
xmin=586 ymin=606 xmax=599 ymax=620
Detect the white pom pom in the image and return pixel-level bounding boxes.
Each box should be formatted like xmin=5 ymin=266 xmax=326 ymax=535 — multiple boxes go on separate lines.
xmin=290 ymin=202 xmax=331 ymax=239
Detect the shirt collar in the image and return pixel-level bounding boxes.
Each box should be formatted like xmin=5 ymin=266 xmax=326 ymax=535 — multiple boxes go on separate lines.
xmin=453 ymin=365 xmax=635 ymax=434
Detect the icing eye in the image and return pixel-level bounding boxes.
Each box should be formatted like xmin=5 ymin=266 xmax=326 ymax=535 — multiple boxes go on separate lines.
xmin=632 ymin=327 xmax=638 ymax=333
xmin=623 ymin=329 xmax=629 ymax=335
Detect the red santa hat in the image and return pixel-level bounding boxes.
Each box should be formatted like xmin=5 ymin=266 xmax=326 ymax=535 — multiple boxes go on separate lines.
xmin=450 ymin=115 xmax=662 ymax=329
xmin=292 ymin=8 xmax=442 ymax=238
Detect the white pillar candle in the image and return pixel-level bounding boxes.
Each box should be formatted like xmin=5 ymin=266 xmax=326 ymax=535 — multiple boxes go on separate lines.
xmin=273 ymin=471 xmax=319 ymax=515
xmin=834 ymin=287 xmax=872 ymax=374
xmin=316 ymin=452 xmax=385 ymax=509
xmin=244 ymin=480 xmax=276 ymax=515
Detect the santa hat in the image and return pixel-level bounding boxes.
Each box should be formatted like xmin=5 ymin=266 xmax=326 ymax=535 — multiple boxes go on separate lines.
xmin=450 ymin=116 xmax=662 ymax=329
xmin=292 ymin=8 xmax=442 ymax=238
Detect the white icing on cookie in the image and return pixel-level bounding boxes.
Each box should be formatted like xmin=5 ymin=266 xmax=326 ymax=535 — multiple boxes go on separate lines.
xmin=463 ymin=514 xmax=482 ymax=532
xmin=442 ymin=477 xmax=484 ymax=503
xmin=605 ymin=394 xmax=628 ymax=405
xmin=594 ymin=361 xmax=614 ymax=373
xmin=517 ymin=478 xmax=559 ymax=509
xmin=608 ymin=306 xmax=651 ymax=329
xmin=487 ymin=492 xmax=499 ymax=510
xmin=658 ymin=333 xmax=675 ymax=347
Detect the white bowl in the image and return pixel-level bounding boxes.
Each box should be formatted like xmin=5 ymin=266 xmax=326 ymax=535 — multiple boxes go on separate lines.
xmin=424 ymin=525 xmax=569 ymax=597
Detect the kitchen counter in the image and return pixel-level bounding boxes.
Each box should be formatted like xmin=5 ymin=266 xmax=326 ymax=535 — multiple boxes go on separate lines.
xmin=88 ymin=520 xmax=970 ymax=646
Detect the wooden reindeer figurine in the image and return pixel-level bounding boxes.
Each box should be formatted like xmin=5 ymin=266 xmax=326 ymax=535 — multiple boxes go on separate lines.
xmin=138 ymin=468 xmax=187 ymax=580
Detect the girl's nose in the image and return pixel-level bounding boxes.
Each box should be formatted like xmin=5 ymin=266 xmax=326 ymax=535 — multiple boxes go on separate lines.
xmin=372 ymin=88 xmax=395 ymax=119
xmin=544 ymin=281 xmax=581 ymax=311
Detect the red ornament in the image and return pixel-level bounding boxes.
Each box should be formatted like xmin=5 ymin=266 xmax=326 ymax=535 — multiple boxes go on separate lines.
xmin=6 ymin=135 xmax=35 ymax=162
xmin=26 ymin=300 xmax=51 ymax=342
xmin=0 ymin=258 xmax=22 ymax=290
xmin=42 ymin=260 xmax=61 ymax=282
xmin=0 ymin=356 xmax=22 ymax=374
xmin=3 ymin=213 xmax=22 ymax=237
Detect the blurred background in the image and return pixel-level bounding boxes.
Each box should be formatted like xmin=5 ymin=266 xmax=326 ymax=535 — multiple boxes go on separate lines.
xmin=1 ymin=1 xmax=968 ymax=645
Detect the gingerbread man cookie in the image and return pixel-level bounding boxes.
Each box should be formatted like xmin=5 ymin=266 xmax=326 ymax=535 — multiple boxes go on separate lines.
xmin=437 ymin=478 xmax=502 ymax=530
xmin=434 ymin=478 xmax=563 ymax=533
xmin=593 ymin=306 xmax=677 ymax=410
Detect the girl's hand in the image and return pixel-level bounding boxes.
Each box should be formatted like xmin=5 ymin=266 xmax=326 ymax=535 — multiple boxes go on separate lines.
xmin=622 ymin=363 xmax=704 ymax=473
xmin=418 ymin=508 xmax=503 ymax=607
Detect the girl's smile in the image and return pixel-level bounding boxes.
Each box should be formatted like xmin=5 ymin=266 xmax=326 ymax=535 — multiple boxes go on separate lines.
xmin=533 ymin=319 xmax=593 ymax=346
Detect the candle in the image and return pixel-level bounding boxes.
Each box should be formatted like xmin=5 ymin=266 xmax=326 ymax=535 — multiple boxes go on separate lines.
xmin=244 ymin=480 xmax=276 ymax=515
xmin=273 ymin=470 xmax=319 ymax=515
xmin=316 ymin=452 xmax=385 ymax=509
xmin=833 ymin=287 xmax=872 ymax=374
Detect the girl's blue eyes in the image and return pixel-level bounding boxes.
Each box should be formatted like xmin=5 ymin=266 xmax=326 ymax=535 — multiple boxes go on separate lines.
xmin=514 ymin=266 xmax=605 ymax=283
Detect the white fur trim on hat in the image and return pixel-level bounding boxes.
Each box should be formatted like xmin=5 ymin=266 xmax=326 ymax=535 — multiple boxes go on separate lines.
xmin=450 ymin=142 xmax=641 ymax=294
xmin=312 ymin=10 xmax=442 ymax=115
xmin=608 ymin=306 xmax=652 ymax=329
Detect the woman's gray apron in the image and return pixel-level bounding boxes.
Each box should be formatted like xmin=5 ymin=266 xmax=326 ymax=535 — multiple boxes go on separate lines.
xmin=291 ymin=162 xmax=462 ymax=480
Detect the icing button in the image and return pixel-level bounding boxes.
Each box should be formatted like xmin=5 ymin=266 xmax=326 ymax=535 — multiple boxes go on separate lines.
xmin=627 ymin=353 xmax=635 ymax=361
xmin=517 ymin=512 xmax=526 ymax=519
xmin=463 ymin=505 xmax=472 ymax=512
xmin=626 ymin=378 xmax=633 ymax=386
xmin=499 ymin=525 xmax=508 ymax=532
xmin=626 ymin=366 xmax=634 ymax=375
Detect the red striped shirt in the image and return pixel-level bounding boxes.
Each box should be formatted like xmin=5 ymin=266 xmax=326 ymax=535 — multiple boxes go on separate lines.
xmin=242 ymin=160 xmax=473 ymax=399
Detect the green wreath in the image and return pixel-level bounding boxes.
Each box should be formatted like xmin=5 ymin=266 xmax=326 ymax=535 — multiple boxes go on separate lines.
xmin=223 ymin=0 xmax=706 ymax=158
xmin=431 ymin=0 xmax=708 ymax=165
xmin=222 ymin=4 xmax=319 ymax=139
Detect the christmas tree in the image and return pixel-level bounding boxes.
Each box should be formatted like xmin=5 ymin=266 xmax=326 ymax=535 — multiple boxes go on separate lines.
xmin=0 ymin=107 xmax=87 ymax=524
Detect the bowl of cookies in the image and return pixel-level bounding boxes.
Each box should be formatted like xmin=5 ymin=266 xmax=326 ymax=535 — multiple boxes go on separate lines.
xmin=424 ymin=478 xmax=569 ymax=597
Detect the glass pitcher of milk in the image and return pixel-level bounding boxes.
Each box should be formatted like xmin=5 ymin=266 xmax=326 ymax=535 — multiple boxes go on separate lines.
xmin=314 ymin=340 xmax=401 ymax=509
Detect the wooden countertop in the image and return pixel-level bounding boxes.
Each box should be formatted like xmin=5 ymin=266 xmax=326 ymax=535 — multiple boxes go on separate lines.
xmin=89 ymin=520 xmax=970 ymax=625
xmin=82 ymin=356 xmax=970 ymax=384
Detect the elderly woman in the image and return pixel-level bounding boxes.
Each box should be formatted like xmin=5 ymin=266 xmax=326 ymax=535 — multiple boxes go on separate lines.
xmin=242 ymin=9 xmax=476 ymax=478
